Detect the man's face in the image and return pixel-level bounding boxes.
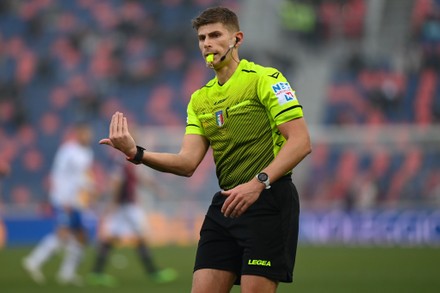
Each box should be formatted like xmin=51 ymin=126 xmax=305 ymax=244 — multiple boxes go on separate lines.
xmin=197 ymin=22 xmax=236 ymax=65
xmin=76 ymin=126 xmax=93 ymax=146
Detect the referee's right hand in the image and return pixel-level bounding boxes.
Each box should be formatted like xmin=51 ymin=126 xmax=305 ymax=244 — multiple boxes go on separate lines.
xmin=99 ymin=112 xmax=137 ymax=160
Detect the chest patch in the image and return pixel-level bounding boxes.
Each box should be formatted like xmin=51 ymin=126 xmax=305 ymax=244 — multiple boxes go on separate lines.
xmin=215 ymin=110 xmax=225 ymax=127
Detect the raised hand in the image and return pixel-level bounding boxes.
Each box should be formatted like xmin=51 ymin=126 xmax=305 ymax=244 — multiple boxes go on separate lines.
xmin=99 ymin=112 xmax=137 ymax=159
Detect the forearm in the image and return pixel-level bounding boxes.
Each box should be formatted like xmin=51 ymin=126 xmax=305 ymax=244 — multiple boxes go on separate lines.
xmin=101 ymin=112 xmax=209 ymax=177
xmin=263 ymin=137 xmax=311 ymax=183
xmin=261 ymin=118 xmax=312 ymax=184
xmin=137 ymin=133 xmax=209 ymax=177
xmin=139 ymin=151 xmax=196 ymax=177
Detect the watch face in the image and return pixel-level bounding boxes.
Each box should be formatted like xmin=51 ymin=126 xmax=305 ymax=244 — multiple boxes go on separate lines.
xmin=258 ymin=173 xmax=268 ymax=182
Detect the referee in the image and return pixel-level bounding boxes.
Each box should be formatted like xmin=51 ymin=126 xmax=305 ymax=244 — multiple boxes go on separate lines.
xmin=100 ymin=6 xmax=312 ymax=293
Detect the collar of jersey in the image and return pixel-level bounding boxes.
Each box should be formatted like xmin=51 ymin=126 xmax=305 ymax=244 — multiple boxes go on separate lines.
xmin=215 ymin=59 xmax=247 ymax=87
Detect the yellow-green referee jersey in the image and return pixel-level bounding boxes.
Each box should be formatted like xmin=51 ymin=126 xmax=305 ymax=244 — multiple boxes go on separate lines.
xmin=186 ymin=59 xmax=303 ymax=190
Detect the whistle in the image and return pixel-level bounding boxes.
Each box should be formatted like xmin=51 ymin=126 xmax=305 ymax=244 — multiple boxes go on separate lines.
xmin=206 ymin=54 xmax=214 ymax=63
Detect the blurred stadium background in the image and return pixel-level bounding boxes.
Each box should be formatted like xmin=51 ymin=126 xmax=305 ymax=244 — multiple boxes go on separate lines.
xmin=0 ymin=0 xmax=440 ymax=292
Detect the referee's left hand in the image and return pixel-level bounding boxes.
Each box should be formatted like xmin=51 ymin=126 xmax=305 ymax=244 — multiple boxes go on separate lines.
xmin=221 ymin=180 xmax=265 ymax=218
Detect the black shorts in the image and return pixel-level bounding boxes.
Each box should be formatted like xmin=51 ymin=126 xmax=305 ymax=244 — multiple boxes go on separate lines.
xmin=194 ymin=176 xmax=300 ymax=284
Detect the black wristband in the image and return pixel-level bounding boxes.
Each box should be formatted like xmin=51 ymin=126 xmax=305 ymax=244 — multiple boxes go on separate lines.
xmin=129 ymin=145 xmax=145 ymax=165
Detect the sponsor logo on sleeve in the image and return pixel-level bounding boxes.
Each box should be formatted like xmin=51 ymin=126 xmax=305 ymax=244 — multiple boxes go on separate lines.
xmin=271 ymin=82 xmax=297 ymax=105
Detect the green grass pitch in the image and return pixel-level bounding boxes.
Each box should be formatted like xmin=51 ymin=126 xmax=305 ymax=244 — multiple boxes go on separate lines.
xmin=0 ymin=245 xmax=439 ymax=293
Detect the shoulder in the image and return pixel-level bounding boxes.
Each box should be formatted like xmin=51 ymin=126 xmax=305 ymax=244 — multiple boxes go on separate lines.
xmin=239 ymin=60 xmax=290 ymax=98
xmin=239 ymin=59 xmax=282 ymax=80
xmin=192 ymin=77 xmax=216 ymax=96
xmin=63 ymin=141 xmax=92 ymax=157
xmin=64 ymin=141 xmax=81 ymax=152
xmin=57 ymin=141 xmax=74 ymax=154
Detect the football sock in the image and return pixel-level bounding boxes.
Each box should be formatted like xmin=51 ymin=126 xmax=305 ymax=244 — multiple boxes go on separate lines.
xmin=59 ymin=237 xmax=84 ymax=279
xmin=92 ymin=241 xmax=112 ymax=274
xmin=137 ymin=242 xmax=158 ymax=274
xmin=26 ymin=233 xmax=60 ymax=268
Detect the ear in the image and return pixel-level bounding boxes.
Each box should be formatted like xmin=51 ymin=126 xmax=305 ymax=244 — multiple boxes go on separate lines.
xmin=230 ymin=37 xmax=239 ymax=48
xmin=234 ymin=32 xmax=243 ymax=47
xmin=229 ymin=37 xmax=239 ymax=48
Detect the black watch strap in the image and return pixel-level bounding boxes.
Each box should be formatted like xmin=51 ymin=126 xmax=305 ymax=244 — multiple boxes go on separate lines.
xmin=129 ymin=145 xmax=145 ymax=165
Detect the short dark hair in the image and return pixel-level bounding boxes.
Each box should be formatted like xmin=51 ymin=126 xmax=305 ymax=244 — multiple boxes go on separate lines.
xmin=192 ymin=7 xmax=240 ymax=32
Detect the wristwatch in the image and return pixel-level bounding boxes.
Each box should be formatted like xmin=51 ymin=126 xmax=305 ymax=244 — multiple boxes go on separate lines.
xmin=128 ymin=145 xmax=145 ymax=165
xmin=256 ymin=172 xmax=271 ymax=189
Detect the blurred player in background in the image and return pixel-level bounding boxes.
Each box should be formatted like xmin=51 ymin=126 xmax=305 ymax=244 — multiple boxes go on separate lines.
xmin=0 ymin=158 xmax=10 ymax=177
xmin=0 ymin=158 xmax=10 ymax=204
xmin=99 ymin=6 xmax=311 ymax=293
xmin=0 ymin=157 xmax=10 ymax=186
xmin=22 ymin=122 xmax=95 ymax=286
xmin=87 ymin=156 xmax=177 ymax=287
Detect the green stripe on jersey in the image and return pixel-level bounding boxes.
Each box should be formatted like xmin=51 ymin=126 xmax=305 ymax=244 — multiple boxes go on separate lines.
xmin=186 ymin=59 xmax=303 ymax=190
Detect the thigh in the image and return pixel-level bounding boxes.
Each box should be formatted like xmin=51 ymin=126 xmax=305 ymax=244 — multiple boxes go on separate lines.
xmin=69 ymin=208 xmax=88 ymax=243
xmin=194 ymin=211 xmax=242 ymax=278
xmin=104 ymin=208 xmax=129 ymax=237
xmin=54 ymin=207 xmax=87 ymax=243
xmin=68 ymin=208 xmax=85 ymax=231
xmin=54 ymin=207 xmax=84 ymax=231
xmin=123 ymin=204 xmax=145 ymax=235
xmin=192 ymin=269 xmax=236 ymax=293
xmin=240 ymin=275 xmax=278 ymax=293
xmin=54 ymin=207 xmax=71 ymax=229
xmin=239 ymin=178 xmax=300 ymax=283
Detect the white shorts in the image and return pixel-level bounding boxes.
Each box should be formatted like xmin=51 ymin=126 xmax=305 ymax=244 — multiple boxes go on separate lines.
xmin=103 ymin=204 xmax=148 ymax=238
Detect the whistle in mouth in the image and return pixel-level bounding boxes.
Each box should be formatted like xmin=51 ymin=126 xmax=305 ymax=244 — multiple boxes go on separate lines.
xmin=206 ymin=54 xmax=214 ymax=63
